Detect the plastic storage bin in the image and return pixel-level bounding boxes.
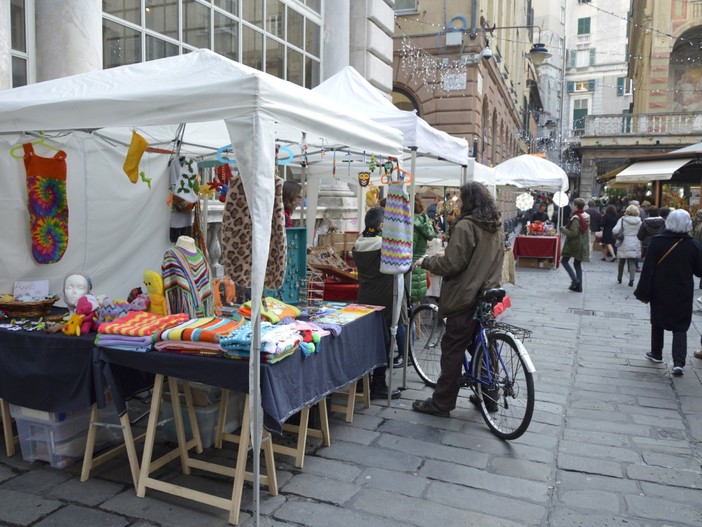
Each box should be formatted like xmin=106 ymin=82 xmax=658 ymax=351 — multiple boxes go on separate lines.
xmin=158 ymin=391 xmax=245 ymax=449
xmin=13 ymin=406 xmax=120 ymax=469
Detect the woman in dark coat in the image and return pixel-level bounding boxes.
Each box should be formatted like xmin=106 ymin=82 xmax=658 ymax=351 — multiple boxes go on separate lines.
xmin=599 ymin=205 xmax=618 ymax=261
xmin=634 ymin=209 xmax=702 ymax=375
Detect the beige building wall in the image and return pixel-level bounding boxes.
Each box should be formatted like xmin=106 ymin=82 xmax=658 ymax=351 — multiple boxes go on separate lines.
xmin=393 ymin=0 xmax=537 ymax=166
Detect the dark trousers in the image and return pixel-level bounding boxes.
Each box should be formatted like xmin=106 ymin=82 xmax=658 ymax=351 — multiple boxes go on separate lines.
xmin=432 ymin=309 xmax=478 ymax=411
xmin=372 ymin=323 xmax=406 ymax=386
xmin=561 ymin=257 xmax=582 ymax=285
xmin=651 ymin=324 xmax=687 ymax=367
xmin=618 ymin=258 xmax=637 ymax=283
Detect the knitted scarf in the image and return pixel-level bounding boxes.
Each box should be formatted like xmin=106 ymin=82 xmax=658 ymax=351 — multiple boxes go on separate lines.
xmin=162 ymin=246 xmax=214 ymax=318
xmin=572 ymin=210 xmax=588 ymax=233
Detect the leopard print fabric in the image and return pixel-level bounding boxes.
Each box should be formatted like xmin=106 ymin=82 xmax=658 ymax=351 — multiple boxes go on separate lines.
xmin=221 ymin=174 xmax=287 ymax=290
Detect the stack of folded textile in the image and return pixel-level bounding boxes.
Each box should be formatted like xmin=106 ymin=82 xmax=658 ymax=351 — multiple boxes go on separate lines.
xmin=220 ymin=322 xmax=304 ymax=363
xmin=96 ymin=311 xmax=189 ymax=351
xmin=154 ymin=316 xmax=244 ymax=356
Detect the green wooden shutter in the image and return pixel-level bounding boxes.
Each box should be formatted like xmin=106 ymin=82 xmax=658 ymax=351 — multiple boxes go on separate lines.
xmin=569 ymin=50 xmax=576 ymax=68
xmin=567 ymin=81 xmax=575 ymax=93
xmin=573 ymin=108 xmax=588 ymax=130
xmin=588 ymin=79 xmax=596 ymax=91
xmin=589 ymin=48 xmax=596 ymax=65
xmin=617 ymin=77 xmax=625 ymax=96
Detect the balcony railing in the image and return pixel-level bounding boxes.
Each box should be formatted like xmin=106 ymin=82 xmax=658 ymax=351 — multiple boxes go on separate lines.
xmin=584 ymin=112 xmax=702 ymax=137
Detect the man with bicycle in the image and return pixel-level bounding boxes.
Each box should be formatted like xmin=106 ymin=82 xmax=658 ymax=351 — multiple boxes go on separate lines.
xmin=411 ymin=182 xmax=505 ymax=417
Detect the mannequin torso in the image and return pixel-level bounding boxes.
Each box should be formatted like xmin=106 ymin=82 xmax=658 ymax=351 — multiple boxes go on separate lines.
xmin=176 ymin=235 xmax=197 ymax=253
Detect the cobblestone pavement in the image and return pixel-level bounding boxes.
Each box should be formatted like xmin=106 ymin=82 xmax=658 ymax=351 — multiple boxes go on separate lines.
xmin=1 ymin=251 xmax=701 ymax=526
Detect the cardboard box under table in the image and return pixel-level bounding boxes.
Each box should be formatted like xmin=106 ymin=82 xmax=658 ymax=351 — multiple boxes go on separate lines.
xmin=95 ymin=309 xmax=388 ymax=525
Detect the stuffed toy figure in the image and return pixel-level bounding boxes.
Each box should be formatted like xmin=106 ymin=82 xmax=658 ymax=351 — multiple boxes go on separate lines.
xmin=75 ymin=294 xmax=100 ymax=334
xmin=129 ymin=294 xmax=150 ymax=312
xmin=62 ymin=313 xmax=84 ymax=336
xmin=144 ymin=270 xmax=168 ymax=315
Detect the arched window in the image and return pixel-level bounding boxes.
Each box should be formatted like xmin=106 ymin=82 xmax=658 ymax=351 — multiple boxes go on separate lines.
xmin=391 ymin=88 xmax=420 ymax=113
xmin=670 ymin=26 xmax=702 ymax=112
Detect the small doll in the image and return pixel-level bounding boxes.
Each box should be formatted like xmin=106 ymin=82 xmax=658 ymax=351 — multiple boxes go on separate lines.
xmin=75 ymin=294 xmax=100 ymax=334
xmin=129 ymin=293 xmax=150 ymax=312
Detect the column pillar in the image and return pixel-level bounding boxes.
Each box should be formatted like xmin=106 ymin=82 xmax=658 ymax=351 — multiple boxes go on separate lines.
xmin=322 ymin=0 xmax=350 ymax=79
xmin=35 ymin=0 xmax=102 ymax=82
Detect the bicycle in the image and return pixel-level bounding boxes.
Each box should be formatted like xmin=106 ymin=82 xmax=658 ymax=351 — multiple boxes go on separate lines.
xmin=408 ymin=288 xmax=535 ymax=440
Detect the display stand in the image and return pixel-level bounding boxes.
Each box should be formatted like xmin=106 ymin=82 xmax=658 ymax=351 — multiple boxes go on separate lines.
xmin=1 ymin=399 xmax=16 ymax=456
xmin=512 ymin=234 xmax=562 ymax=269
xmin=214 ymin=390 xmax=330 ymax=469
xmin=136 ymin=375 xmax=278 ymax=525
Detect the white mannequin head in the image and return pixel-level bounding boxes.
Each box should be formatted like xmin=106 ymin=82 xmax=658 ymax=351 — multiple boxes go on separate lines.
xmin=64 ymin=274 xmax=91 ymax=313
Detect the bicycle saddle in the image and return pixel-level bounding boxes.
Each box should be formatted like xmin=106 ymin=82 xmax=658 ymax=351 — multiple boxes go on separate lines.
xmin=481 ymin=288 xmax=506 ymax=303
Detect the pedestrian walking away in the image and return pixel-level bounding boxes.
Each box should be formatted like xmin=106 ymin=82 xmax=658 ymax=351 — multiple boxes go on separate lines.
xmin=634 ymin=209 xmax=702 ymax=375
xmin=613 ymin=204 xmax=642 ymax=287
xmin=559 ymin=197 xmax=590 ymax=293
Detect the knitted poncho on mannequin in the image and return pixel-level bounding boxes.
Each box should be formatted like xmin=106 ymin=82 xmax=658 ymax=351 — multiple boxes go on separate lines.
xmin=162 ymin=246 xmax=214 ymax=318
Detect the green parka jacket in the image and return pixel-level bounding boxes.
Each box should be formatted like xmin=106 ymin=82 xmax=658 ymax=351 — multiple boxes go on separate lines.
xmin=420 ymin=215 xmax=504 ymax=318
xmin=559 ymin=212 xmax=591 ymax=262
xmin=411 ymin=213 xmax=436 ymax=302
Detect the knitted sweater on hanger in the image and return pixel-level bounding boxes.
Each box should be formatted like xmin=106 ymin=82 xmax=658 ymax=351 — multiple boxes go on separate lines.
xmin=162 ymin=246 xmax=214 ymax=318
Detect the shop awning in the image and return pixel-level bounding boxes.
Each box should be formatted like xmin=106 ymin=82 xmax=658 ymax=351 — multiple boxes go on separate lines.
xmin=615 ymin=158 xmax=692 ymax=183
xmin=597 ymin=165 xmax=627 ymax=183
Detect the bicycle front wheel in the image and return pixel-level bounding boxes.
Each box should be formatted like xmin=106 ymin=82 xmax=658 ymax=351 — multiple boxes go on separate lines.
xmin=472 ymin=331 xmax=534 ymax=440
xmin=408 ymin=304 xmax=444 ymax=387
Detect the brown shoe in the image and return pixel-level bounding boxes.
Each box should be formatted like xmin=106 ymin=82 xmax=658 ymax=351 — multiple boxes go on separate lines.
xmin=694 ymin=349 xmax=702 ymax=360
xmin=412 ymin=398 xmax=450 ymax=417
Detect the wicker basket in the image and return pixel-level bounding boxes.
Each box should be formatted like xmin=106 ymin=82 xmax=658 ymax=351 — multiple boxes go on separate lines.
xmin=0 ymin=295 xmax=60 ymax=318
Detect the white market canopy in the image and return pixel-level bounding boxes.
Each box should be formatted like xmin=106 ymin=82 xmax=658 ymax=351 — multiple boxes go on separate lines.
xmin=494 ymin=154 xmax=569 ymax=192
xmin=312 ymin=66 xmax=470 ymax=165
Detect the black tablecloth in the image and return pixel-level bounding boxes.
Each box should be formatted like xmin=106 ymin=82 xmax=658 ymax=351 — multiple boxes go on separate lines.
xmin=0 ymin=328 xmax=98 ymax=412
xmin=96 ymin=311 xmax=388 ymax=434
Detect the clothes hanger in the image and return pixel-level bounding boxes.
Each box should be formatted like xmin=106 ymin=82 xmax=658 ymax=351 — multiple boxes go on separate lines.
xmin=9 ymin=132 xmax=61 ymax=159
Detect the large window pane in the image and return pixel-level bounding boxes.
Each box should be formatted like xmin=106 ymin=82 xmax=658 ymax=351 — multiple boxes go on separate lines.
xmin=146 ymin=34 xmax=179 ymax=61
xmin=103 ymin=0 xmax=141 ymax=25
xmin=242 ymin=2 xmax=263 ymax=29
xmin=214 ymin=12 xmax=238 ymax=61
xmin=145 ymin=0 xmax=178 ymax=39
xmin=214 ymin=0 xmax=238 ymax=16
xmin=242 ymin=25 xmax=263 ymax=70
xmin=287 ymin=48 xmax=303 ymax=86
xmin=103 ymin=19 xmax=142 ymax=68
xmin=266 ymin=0 xmax=284 ymax=38
xmin=287 ymin=8 xmax=303 ymax=48
xmin=12 ymin=56 xmax=27 ymax=87
xmin=305 ymin=0 xmax=321 ymax=13
xmin=305 ymin=56 xmax=320 ymax=88
xmin=184 ymin=0 xmax=211 ymax=48
xmin=305 ymin=19 xmax=320 ymax=56
xmin=266 ymin=37 xmax=284 ymax=78
xmin=10 ymin=0 xmax=26 ymax=52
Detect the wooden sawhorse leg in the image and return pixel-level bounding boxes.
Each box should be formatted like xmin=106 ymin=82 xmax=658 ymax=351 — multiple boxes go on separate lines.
xmin=1 ymin=399 xmax=16 ymax=457
xmin=137 ymin=377 xmax=276 ymax=525
xmin=80 ymin=403 xmax=145 ymax=489
xmin=215 ymin=389 xmax=330 ymax=469
xmin=330 ymin=374 xmax=371 ymax=423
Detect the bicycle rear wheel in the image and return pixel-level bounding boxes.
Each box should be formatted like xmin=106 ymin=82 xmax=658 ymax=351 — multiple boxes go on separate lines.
xmin=472 ymin=331 xmax=534 ymax=440
xmin=408 ymin=304 xmax=444 ymax=387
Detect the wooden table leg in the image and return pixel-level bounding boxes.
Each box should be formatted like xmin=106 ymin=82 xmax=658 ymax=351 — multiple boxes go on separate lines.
xmin=137 ymin=374 xmax=165 ymax=498
xmin=1 ymin=399 xmax=16 ymax=457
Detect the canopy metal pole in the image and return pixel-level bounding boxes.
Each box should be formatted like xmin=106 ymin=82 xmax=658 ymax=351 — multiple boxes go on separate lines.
xmin=401 ymin=147 xmax=417 ymax=389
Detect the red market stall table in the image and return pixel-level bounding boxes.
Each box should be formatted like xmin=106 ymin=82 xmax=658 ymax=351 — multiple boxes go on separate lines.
xmin=512 ymin=234 xmax=562 ymax=269
xmin=94 ymin=309 xmax=388 ymax=525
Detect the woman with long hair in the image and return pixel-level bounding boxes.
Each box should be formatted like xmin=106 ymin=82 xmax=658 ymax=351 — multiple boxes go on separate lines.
xmin=282 ymin=180 xmax=302 ymax=227
xmin=411 ymin=182 xmax=504 ymax=417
